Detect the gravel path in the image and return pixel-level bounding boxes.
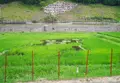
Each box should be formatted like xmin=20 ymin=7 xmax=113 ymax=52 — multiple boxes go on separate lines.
xmin=18 ymin=76 xmax=120 ymax=83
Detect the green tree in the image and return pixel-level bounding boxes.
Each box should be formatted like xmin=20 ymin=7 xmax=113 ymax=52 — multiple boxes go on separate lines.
xmin=21 ymin=0 xmax=40 ymax=5
xmin=43 ymin=15 xmax=58 ymax=23
xmin=117 ymin=0 xmax=120 ymax=5
xmin=0 ymin=0 xmax=4 ymax=4
xmin=0 ymin=0 xmax=120 ymax=6
xmin=103 ymin=0 xmax=117 ymax=5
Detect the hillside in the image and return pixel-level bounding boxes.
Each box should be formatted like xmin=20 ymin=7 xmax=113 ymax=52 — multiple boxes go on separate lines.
xmin=0 ymin=1 xmax=120 ymax=22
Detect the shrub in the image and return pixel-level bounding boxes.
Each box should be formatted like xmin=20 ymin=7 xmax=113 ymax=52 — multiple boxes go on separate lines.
xmin=32 ymin=20 xmax=38 ymax=23
xmin=43 ymin=15 xmax=58 ymax=23
xmin=0 ymin=17 xmax=4 ymax=23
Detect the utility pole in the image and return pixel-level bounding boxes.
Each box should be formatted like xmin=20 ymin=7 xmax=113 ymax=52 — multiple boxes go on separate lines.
xmin=0 ymin=5 xmax=2 ymax=22
xmin=0 ymin=5 xmax=3 ymax=23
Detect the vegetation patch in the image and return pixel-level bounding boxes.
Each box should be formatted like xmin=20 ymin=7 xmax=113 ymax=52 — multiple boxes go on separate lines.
xmin=43 ymin=15 xmax=58 ymax=23
xmin=0 ymin=2 xmax=120 ymax=22
xmin=0 ymin=32 xmax=120 ymax=83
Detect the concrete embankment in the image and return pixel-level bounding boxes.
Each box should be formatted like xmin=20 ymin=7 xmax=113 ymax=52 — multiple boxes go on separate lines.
xmin=0 ymin=23 xmax=120 ymax=32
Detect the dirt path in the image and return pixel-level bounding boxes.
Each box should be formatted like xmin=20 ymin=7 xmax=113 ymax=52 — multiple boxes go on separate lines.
xmin=18 ymin=76 xmax=120 ymax=83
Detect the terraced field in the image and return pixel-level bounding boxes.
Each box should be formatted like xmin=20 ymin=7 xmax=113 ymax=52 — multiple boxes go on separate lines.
xmin=96 ymin=32 xmax=120 ymax=46
xmin=0 ymin=32 xmax=120 ymax=83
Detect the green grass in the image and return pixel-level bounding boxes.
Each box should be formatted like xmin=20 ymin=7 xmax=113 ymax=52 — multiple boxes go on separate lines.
xmin=0 ymin=32 xmax=120 ymax=83
xmin=100 ymin=32 xmax=120 ymax=37
xmin=57 ymin=4 xmax=120 ymax=22
xmin=1 ymin=2 xmax=45 ymax=21
xmin=1 ymin=1 xmax=120 ymax=22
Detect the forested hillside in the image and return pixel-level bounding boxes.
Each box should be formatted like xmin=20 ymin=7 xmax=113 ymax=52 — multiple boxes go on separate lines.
xmin=0 ymin=0 xmax=120 ymax=6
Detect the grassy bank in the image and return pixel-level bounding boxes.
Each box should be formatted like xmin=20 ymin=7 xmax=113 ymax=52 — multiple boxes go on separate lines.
xmin=1 ymin=1 xmax=120 ymax=22
xmin=58 ymin=4 xmax=120 ymax=22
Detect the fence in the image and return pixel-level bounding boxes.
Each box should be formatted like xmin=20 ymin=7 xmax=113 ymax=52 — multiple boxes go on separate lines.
xmin=2 ymin=48 xmax=120 ymax=83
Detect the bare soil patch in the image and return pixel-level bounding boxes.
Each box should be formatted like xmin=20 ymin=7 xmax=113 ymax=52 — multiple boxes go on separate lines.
xmin=18 ymin=76 xmax=120 ymax=83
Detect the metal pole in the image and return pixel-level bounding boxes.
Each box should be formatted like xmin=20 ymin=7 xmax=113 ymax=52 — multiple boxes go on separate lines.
xmin=4 ymin=55 xmax=7 ymax=83
xmin=119 ymin=54 xmax=120 ymax=63
xmin=0 ymin=5 xmax=1 ymax=18
xmin=110 ymin=48 xmax=113 ymax=76
xmin=85 ymin=50 xmax=89 ymax=76
xmin=32 ymin=50 xmax=34 ymax=81
xmin=1 ymin=5 xmax=3 ymax=23
xmin=58 ymin=51 xmax=60 ymax=79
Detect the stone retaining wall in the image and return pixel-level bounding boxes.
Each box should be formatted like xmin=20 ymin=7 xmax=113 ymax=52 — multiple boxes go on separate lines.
xmin=0 ymin=23 xmax=120 ymax=32
xmin=44 ymin=1 xmax=77 ymax=15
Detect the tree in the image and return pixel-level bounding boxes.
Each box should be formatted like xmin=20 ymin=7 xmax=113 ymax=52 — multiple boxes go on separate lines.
xmin=43 ymin=15 xmax=58 ymax=23
xmin=117 ymin=0 xmax=120 ymax=5
xmin=0 ymin=0 xmax=5 ymax=3
xmin=21 ymin=0 xmax=40 ymax=5
xmin=103 ymin=0 xmax=117 ymax=5
xmin=0 ymin=0 xmax=119 ymax=6
xmin=0 ymin=0 xmax=40 ymax=5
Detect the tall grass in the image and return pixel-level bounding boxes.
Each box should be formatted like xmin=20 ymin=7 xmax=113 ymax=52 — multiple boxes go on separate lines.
xmin=0 ymin=32 xmax=120 ymax=83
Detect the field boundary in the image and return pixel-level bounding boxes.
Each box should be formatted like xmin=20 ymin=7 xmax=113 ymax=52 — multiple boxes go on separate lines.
xmin=96 ymin=33 xmax=120 ymax=46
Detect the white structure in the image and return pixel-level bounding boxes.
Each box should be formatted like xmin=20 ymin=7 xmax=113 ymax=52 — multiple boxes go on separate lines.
xmin=44 ymin=1 xmax=77 ymax=15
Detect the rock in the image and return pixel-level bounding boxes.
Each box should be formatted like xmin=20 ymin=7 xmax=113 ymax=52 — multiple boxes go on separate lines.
xmin=44 ymin=1 xmax=77 ymax=15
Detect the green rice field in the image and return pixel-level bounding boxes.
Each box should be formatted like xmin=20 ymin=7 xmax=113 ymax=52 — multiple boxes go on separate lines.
xmin=0 ymin=32 xmax=120 ymax=83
